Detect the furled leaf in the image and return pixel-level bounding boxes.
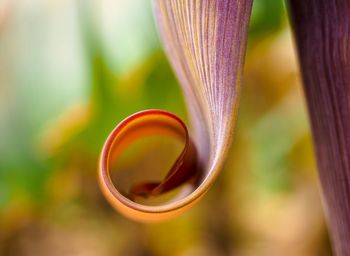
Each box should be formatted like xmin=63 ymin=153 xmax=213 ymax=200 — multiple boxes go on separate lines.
xmin=99 ymin=0 xmax=253 ymax=222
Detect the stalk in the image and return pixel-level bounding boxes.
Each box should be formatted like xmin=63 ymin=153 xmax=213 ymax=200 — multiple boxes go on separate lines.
xmin=287 ymin=1 xmax=350 ymax=254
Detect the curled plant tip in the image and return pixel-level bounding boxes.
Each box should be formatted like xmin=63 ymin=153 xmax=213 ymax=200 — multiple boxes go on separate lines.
xmin=99 ymin=110 xmax=199 ymax=221
xmin=99 ymin=0 xmax=253 ymax=222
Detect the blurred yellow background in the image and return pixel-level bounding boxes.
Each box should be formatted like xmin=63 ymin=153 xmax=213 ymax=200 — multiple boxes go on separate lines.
xmin=0 ymin=0 xmax=331 ymax=255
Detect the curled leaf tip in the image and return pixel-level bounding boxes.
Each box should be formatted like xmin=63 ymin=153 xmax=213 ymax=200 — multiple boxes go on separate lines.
xmin=99 ymin=110 xmax=199 ymax=221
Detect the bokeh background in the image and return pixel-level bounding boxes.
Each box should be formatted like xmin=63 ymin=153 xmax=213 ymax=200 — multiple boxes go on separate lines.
xmin=0 ymin=0 xmax=332 ymax=255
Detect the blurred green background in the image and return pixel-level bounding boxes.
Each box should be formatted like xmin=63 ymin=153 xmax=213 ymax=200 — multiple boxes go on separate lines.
xmin=0 ymin=0 xmax=331 ymax=255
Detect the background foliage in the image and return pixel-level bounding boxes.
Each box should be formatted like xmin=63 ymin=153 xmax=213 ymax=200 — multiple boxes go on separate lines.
xmin=0 ymin=0 xmax=331 ymax=255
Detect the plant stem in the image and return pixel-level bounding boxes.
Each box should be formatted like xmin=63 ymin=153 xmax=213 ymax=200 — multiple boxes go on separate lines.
xmin=287 ymin=0 xmax=350 ymax=254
